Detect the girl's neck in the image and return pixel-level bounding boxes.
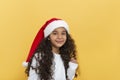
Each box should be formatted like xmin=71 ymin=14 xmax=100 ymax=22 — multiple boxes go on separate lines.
xmin=52 ymin=47 xmax=60 ymax=54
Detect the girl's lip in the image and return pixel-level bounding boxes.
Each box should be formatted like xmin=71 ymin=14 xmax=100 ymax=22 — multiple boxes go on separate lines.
xmin=56 ymin=40 xmax=64 ymax=43
xmin=56 ymin=40 xmax=64 ymax=42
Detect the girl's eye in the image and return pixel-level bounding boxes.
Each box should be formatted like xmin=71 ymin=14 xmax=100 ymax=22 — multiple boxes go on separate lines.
xmin=62 ymin=32 xmax=66 ymax=35
xmin=52 ymin=31 xmax=66 ymax=35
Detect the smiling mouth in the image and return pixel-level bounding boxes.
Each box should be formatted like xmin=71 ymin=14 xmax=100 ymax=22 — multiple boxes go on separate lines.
xmin=56 ymin=41 xmax=64 ymax=43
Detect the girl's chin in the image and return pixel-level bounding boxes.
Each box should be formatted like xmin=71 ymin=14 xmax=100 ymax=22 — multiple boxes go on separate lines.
xmin=54 ymin=44 xmax=64 ymax=48
xmin=55 ymin=45 xmax=63 ymax=48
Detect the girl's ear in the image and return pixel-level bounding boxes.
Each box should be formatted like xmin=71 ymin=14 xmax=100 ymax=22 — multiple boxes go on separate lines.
xmin=46 ymin=36 xmax=50 ymax=40
xmin=48 ymin=37 xmax=50 ymax=40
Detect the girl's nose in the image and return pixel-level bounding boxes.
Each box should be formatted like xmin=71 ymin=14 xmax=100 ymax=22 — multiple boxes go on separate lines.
xmin=57 ymin=34 xmax=62 ymax=39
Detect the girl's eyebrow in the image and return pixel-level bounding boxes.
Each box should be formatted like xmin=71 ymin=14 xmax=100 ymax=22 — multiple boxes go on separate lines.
xmin=62 ymin=31 xmax=66 ymax=32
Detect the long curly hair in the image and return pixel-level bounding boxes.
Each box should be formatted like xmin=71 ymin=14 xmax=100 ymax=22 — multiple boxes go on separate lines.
xmin=25 ymin=32 xmax=77 ymax=80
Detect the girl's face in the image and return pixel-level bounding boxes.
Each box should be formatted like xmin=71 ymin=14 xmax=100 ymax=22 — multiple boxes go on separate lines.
xmin=49 ymin=27 xmax=67 ymax=49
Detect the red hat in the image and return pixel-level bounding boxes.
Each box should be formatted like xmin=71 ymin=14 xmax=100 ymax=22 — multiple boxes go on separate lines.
xmin=23 ymin=18 xmax=69 ymax=67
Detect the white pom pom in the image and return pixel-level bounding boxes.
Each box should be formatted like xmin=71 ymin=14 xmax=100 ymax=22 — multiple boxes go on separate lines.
xmin=22 ymin=61 xmax=28 ymax=68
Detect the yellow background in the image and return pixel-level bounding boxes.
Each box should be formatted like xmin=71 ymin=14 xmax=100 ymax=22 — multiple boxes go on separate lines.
xmin=0 ymin=0 xmax=120 ymax=80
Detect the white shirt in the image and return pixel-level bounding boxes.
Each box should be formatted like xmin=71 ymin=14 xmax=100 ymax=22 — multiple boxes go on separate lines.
xmin=28 ymin=53 xmax=78 ymax=80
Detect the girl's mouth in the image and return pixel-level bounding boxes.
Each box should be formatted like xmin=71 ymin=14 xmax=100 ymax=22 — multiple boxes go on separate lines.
xmin=56 ymin=40 xmax=64 ymax=43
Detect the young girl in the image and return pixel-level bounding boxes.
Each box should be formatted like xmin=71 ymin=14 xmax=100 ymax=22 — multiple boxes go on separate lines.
xmin=23 ymin=18 xmax=78 ymax=80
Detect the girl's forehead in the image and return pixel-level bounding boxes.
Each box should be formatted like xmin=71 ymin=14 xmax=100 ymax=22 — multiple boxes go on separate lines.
xmin=53 ymin=27 xmax=66 ymax=31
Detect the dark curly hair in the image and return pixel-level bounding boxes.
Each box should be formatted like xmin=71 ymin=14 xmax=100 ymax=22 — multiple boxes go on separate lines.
xmin=25 ymin=32 xmax=77 ymax=80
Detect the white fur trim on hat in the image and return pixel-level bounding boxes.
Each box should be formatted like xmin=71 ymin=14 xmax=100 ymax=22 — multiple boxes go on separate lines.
xmin=44 ymin=20 xmax=69 ymax=37
xmin=22 ymin=61 xmax=28 ymax=68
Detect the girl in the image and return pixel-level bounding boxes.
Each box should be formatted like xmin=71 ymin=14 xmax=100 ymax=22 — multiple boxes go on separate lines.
xmin=23 ymin=18 xmax=78 ymax=80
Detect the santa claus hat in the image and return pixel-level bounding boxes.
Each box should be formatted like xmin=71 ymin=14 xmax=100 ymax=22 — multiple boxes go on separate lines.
xmin=22 ymin=18 xmax=69 ymax=67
